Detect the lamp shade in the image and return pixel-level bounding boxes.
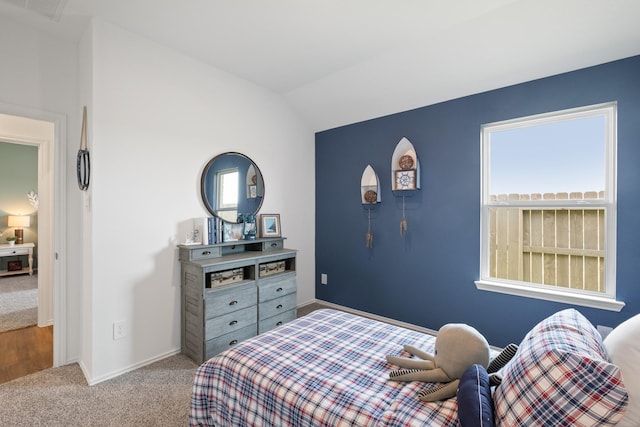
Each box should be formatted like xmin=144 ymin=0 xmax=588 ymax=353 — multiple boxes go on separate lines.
xmin=8 ymin=215 xmax=30 ymax=228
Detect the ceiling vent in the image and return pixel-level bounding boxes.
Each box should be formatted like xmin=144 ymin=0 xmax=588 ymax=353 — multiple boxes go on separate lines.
xmin=2 ymin=0 xmax=68 ymax=22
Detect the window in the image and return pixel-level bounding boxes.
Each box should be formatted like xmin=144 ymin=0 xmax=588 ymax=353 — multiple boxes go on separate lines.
xmin=476 ymin=103 xmax=624 ymax=311
xmin=216 ymin=168 xmax=239 ymax=222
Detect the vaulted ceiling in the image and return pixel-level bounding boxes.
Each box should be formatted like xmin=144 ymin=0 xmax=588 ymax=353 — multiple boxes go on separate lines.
xmin=2 ymin=0 xmax=640 ymax=131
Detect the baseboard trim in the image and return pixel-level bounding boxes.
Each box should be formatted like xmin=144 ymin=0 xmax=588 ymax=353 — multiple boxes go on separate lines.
xmin=84 ymin=348 xmax=182 ymax=386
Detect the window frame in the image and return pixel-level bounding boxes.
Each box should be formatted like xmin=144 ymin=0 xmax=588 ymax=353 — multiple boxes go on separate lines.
xmin=215 ymin=168 xmax=239 ymax=222
xmin=476 ymin=102 xmax=624 ymax=312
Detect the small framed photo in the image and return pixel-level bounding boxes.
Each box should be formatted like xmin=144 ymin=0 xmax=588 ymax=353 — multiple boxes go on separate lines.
xmin=223 ymin=222 xmax=244 ymax=242
xmin=248 ymin=184 xmax=257 ymax=199
xmin=260 ymin=214 xmax=281 ymax=238
xmin=394 ymin=169 xmax=417 ymax=190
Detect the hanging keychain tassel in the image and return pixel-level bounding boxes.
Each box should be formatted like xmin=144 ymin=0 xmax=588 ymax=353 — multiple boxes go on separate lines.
xmin=400 ymin=196 xmax=408 ymax=238
xmin=366 ymin=208 xmax=374 ymax=248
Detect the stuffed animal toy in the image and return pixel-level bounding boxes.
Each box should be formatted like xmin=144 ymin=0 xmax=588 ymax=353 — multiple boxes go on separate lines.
xmin=387 ymin=323 xmax=491 ymax=402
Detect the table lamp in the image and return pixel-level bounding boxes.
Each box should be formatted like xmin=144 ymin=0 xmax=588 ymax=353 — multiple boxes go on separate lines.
xmin=8 ymin=215 xmax=30 ymax=244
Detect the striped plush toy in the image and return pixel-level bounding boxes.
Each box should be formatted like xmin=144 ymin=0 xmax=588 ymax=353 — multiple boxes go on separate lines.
xmin=387 ymin=324 xmax=518 ymax=402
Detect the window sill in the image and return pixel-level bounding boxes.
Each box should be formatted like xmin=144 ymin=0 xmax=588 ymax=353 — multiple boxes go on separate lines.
xmin=474 ymin=280 xmax=625 ymax=312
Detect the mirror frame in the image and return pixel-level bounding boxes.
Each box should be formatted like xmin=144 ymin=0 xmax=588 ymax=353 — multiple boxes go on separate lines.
xmin=200 ymin=152 xmax=264 ymax=224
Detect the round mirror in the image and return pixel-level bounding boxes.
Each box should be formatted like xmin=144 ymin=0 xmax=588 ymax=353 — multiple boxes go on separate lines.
xmin=200 ymin=152 xmax=264 ymax=223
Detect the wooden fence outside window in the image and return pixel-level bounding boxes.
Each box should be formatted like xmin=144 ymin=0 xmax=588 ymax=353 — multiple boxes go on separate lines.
xmin=489 ymin=191 xmax=605 ymax=293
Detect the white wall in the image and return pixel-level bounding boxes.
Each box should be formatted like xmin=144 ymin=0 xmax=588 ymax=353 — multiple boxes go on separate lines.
xmin=78 ymin=20 xmax=95 ymax=378
xmin=82 ymin=20 xmax=315 ymax=383
xmin=0 ymin=14 xmax=82 ymax=364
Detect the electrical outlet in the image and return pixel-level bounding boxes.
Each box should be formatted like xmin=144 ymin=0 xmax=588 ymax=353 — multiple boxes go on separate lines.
xmin=321 ymin=273 xmax=328 ymax=285
xmin=113 ymin=321 xmax=126 ymax=340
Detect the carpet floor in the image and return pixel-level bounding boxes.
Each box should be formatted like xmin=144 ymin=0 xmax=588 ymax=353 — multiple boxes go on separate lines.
xmin=0 ymin=354 xmax=198 ymax=427
xmin=0 ymin=302 xmax=331 ymax=426
xmin=0 ymin=274 xmax=37 ymax=333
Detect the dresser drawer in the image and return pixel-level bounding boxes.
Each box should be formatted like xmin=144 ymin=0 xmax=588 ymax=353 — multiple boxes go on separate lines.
xmin=179 ymin=246 xmax=222 ymax=261
xmin=205 ymin=324 xmax=257 ymax=358
xmin=0 ymin=247 xmax=31 ymax=256
xmin=205 ymin=282 xmax=256 ymax=317
xmin=258 ymin=274 xmax=296 ymax=302
xmin=262 ymin=239 xmax=284 ymax=251
xmin=259 ymin=293 xmax=297 ymax=320
xmin=258 ymin=309 xmax=296 ymax=334
xmin=205 ymin=306 xmax=257 ymax=338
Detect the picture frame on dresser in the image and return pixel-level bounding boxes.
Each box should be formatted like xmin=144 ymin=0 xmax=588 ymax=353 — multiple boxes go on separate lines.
xmin=260 ymin=214 xmax=281 ymax=238
xmin=223 ymin=222 xmax=244 ymax=242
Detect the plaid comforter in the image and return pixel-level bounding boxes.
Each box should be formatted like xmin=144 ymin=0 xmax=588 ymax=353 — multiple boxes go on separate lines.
xmin=189 ymin=309 xmax=460 ymax=426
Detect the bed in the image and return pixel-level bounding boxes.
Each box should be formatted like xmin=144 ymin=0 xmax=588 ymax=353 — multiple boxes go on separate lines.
xmin=189 ymin=308 xmax=633 ymax=426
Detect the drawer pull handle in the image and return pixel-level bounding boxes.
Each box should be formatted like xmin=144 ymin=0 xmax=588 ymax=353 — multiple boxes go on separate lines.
xmin=229 ymin=339 xmax=238 ymax=346
xmin=276 ymin=287 xmax=283 ymax=292
xmin=229 ymin=320 xmax=238 ymax=326
xmin=276 ymin=321 xmax=283 ymax=326
xmin=277 ymin=304 xmax=283 ymax=309
xmin=202 ymin=251 xmax=211 ymax=255
xmin=229 ymin=300 xmax=238 ymax=306
xmin=270 ymin=242 xmax=277 ymax=247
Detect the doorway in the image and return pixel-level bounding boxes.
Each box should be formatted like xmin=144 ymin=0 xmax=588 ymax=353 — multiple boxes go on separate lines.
xmin=0 ymin=141 xmax=38 ymax=326
xmin=0 ymin=107 xmax=66 ymax=371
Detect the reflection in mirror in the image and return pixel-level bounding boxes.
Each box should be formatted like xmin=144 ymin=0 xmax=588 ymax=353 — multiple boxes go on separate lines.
xmin=201 ymin=152 xmax=264 ymax=223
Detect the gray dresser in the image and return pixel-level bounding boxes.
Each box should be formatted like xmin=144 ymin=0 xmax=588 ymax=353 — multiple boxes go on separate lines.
xmin=178 ymin=238 xmax=297 ymax=364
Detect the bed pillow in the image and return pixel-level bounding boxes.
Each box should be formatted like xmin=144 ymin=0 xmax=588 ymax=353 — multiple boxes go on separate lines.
xmin=457 ymin=364 xmax=494 ymax=427
xmin=604 ymin=313 xmax=640 ymax=427
xmin=493 ymin=308 xmax=628 ymax=427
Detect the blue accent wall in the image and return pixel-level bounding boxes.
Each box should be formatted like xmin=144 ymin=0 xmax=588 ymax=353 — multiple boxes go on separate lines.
xmin=315 ymin=55 xmax=640 ymax=347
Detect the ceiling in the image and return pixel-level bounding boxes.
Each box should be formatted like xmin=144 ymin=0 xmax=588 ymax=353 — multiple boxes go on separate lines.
xmin=2 ymin=0 xmax=640 ymax=131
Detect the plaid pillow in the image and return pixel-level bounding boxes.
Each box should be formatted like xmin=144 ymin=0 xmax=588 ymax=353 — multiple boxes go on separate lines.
xmin=493 ymin=308 xmax=628 ymax=427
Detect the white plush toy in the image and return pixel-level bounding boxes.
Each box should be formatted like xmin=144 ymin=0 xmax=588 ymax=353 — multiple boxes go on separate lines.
xmin=387 ymin=323 xmax=491 ymax=402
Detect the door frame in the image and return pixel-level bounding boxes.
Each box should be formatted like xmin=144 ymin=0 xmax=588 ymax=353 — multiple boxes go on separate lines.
xmin=0 ymin=102 xmax=67 ymax=367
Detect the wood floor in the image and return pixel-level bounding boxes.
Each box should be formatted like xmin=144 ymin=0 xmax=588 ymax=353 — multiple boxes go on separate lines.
xmin=0 ymin=325 xmax=53 ymax=384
